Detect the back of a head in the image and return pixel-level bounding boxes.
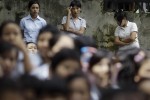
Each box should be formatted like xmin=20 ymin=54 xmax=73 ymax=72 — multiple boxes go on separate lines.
xmin=37 ymin=77 xmax=68 ymax=98
xmin=51 ymin=48 xmax=81 ymax=72
xmin=101 ymin=89 xmax=147 ymax=100
xmin=0 ymin=77 xmax=21 ymax=94
xmin=74 ymin=36 xmax=97 ymax=51
xmin=19 ymin=74 xmax=40 ymax=90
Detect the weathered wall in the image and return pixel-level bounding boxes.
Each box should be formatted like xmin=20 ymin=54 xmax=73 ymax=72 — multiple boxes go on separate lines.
xmin=0 ymin=0 xmax=150 ymax=50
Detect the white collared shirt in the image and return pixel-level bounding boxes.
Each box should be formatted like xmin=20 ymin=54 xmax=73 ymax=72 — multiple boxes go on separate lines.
xmin=20 ymin=15 xmax=47 ymax=43
xmin=61 ymin=16 xmax=86 ymax=37
xmin=114 ymin=21 xmax=140 ymax=50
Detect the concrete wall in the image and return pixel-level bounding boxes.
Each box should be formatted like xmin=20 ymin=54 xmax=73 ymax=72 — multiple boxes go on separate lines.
xmin=0 ymin=0 xmax=150 ymax=50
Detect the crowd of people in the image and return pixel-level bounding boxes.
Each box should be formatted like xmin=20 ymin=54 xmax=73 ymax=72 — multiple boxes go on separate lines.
xmin=0 ymin=0 xmax=150 ymax=100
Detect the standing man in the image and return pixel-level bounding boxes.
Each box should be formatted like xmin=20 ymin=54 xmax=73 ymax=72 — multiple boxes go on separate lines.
xmin=20 ymin=0 xmax=47 ymax=43
xmin=114 ymin=11 xmax=140 ymax=51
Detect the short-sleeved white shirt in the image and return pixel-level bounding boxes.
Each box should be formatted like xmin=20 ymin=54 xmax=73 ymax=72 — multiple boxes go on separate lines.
xmin=114 ymin=21 xmax=140 ymax=50
xmin=61 ymin=16 xmax=86 ymax=37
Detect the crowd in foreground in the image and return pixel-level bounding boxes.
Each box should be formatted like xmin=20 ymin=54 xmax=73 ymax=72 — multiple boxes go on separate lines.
xmin=0 ymin=0 xmax=150 ymax=100
xmin=1 ymin=20 xmax=150 ymax=100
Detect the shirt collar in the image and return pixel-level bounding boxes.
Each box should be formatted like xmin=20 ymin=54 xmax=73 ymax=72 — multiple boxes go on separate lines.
xmin=27 ymin=14 xmax=41 ymax=20
xmin=70 ymin=16 xmax=82 ymax=20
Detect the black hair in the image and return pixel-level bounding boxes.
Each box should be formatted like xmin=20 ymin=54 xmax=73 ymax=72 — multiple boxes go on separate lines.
xmin=36 ymin=77 xmax=68 ymax=98
xmin=70 ymin=0 xmax=82 ymax=8
xmin=28 ymin=0 xmax=40 ymax=10
xmin=26 ymin=42 xmax=37 ymax=45
xmin=66 ymin=71 xmax=91 ymax=92
xmin=0 ymin=77 xmax=21 ymax=95
xmin=19 ymin=74 xmax=40 ymax=91
xmin=0 ymin=20 xmax=21 ymax=38
xmin=0 ymin=40 xmax=18 ymax=57
xmin=74 ymin=35 xmax=97 ymax=52
xmin=89 ymin=49 xmax=113 ymax=71
xmin=114 ymin=11 xmax=128 ymax=22
xmin=116 ymin=48 xmax=148 ymax=89
xmin=50 ymin=48 xmax=81 ymax=73
xmin=37 ymin=24 xmax=60 ymax=41
xmin=101 ymin=89 xmax=147 ymax=100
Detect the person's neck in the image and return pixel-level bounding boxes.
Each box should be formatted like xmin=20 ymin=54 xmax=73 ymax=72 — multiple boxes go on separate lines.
xmin=72 ymin=15 xmax=78 ymax=19
xmin=31 ymin=14 xmax=38 ymax=20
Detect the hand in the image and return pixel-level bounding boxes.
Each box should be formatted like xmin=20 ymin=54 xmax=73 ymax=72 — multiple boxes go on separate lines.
xmin=67 ymin=7 xmax=72 ymax=15
xmin=11 ymin=37 xmax=26 ymax=52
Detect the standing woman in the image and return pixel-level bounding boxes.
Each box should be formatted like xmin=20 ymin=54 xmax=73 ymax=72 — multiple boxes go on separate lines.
xmin=61 ymin=0 xmax=86 ymax=38
xmin=20 ymin=0 xmax=47 ymax=43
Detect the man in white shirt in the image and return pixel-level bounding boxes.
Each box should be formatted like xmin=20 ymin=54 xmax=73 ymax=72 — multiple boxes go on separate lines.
xmin=114 ymin=11 xmax=140 ymax=51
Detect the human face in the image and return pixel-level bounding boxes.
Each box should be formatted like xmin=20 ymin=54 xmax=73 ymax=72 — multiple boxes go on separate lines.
xmin=71 ymin=6 xmax=81 ymax=17
xmin=37 ymin=32 xmax=52 ymax=58
xmin=91 ymin=58 xmax=110 ymax=88
xmin=136 ymin=59 xmax=150 ymax=79
xmin=30 ymin=3 xmax=39 ymax=18
xmin=55 ymin=59 xmax=80 ymax=78
xmin=117 ymin=18 xmax=127 ymax=27
xmin=27 ymin=43 xmax=37 ymax=54
xmin=138 ymin=79 xmax=150 ymax=95
xmin=2 ymin=23 xmax=22 ymax=42
xmin=92 ymin=58 xmax=110 ymax=77
xmin=69 ymin=77 xmax=90 ymax=100
xmin=0 ymin=49 xmax=18 ymax=75
xmin=50 ymin=35 xmax=74 ymax=56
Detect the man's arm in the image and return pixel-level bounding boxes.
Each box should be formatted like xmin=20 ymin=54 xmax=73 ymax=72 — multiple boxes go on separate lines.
xmin=121 ymin=31 xmax=137 ymax=43
xmin=114 ymin=36 xmax=129 ymax=46
xmin=62 ymin=26 xmax=85 ymax=35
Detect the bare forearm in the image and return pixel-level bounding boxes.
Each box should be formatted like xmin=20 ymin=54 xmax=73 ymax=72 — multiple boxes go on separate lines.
xmin=22 ymin=49 xmax=33 ymax=73
xmin=121 ymin=37 xmax=135 ymax=43
xmin=115 ymin=40 xmax=129 ymax=46
xmin=66 ymin=28 xmax=83 ymax=35
xmin=64 ymin=13 xmax=71 ymax=31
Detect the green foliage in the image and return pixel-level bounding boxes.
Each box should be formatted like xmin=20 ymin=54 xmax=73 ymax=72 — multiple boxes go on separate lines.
xmin=93 ymin=24 xmax=118 ymax=51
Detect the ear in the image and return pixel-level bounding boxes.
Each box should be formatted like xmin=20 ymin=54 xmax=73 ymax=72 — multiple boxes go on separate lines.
xmin=134 ymin=75 xmax=141 ymax=83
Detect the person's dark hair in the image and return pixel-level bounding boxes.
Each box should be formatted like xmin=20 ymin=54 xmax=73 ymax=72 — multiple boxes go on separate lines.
xmin=36 ymin=77 xmax=68 ymax=98
xmin=0 ymin=20 xmax=21 ymax=38
xmin=0 ymin=40 xmax=18 ymax=57
xmin=28 ymin=0 xmax=40 ymax=10
xmin=89 ymin=49 xmax=113 ymax=71
xmin=37 ymin=24 xmax=60 ymax=41
xmin=26 ymin=42 xmax=37 ymax=45
xmin=0 ymin=77 xmax=21 ymax=95
xmin=101 ymin=89 xmax=147 ymax=100
xmin=66 ymin=71 xmax=91 ymax=92
xmin=116 ymin=48 xmax=148 ymax=89
xmin=74 ymin=36 xmax=97 ymax=52
xmin=19 ymin=74 xmax=40 ymax=91
xmin=50 ymin=48 xmax=81 ymax=73
xmin=70 ymin=0 xmax=82 ymax=8
xmin=114 ymin=11 xmax=128 ymax=22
